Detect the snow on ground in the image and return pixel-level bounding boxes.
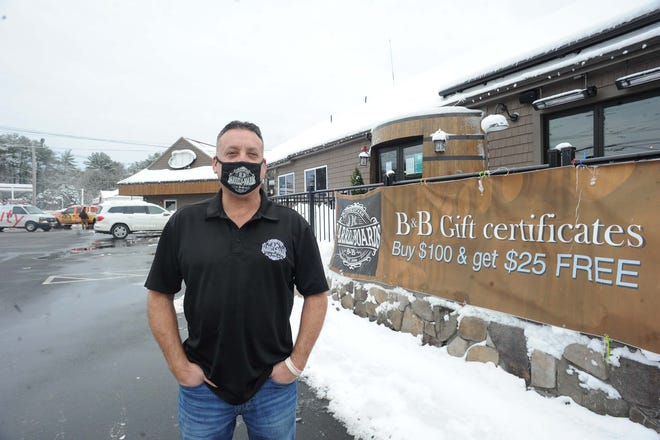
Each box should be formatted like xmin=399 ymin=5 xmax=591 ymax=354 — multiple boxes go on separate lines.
xmin=291 ymin=295 xmax=658 ymax=440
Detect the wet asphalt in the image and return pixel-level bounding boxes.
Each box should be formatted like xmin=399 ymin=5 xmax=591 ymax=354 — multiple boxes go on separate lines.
xmin=0 ymin=228 xmax=353 ymax=439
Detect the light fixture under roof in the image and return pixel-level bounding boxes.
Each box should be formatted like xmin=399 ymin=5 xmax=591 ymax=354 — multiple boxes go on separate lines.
xmin=480 ymin=114 xmax=509 ymax=133
xmin=532 ymin=86 xmax=597 ymax=110
xmin=615 ymin=67 xmax=660 ymax=89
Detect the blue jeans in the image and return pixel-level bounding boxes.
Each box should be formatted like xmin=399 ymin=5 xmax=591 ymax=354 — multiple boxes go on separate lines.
xmin=178 ymin=379 xmax=298 ymax=440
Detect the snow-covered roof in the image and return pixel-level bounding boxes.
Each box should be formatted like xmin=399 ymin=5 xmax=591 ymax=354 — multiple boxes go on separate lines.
xmin=118 ymin=137 xmax=218 ymax=185
xmin=265 ymin=105 xmax=479 ymax=164
xmin=445 ymin=20 xmax=659 ymax=106
xmin=265 ymin=8 xmax=659 ymax=165
xmin=183 ymin=137 xmax=216 ymax=158
xmin=118 ymin=165 xmax=216 ymax=185
xmin=437 ymin=8 xmax=660 ymax=98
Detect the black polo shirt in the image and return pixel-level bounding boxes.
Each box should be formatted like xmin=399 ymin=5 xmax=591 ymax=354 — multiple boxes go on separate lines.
xmin=145 ymin=190 xmax=329 ymax=405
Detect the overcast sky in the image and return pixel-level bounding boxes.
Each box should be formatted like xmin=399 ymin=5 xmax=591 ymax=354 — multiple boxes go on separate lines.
xmin=1 ymin=0 xmax=658 ymax=165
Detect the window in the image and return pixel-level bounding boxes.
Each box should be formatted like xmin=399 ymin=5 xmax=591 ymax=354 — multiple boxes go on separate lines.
xmin=304 ymin=166 xmax=327 ymax=191
xmin=12 ymin=206 xmax=26 ymax=214
xmin=128 ymin=206 xmax=148 ymax=214
xmin=147 ymin=205 xmax=167 ymax=214
xmin=548 ymin=110 xmax=594 ymax=159
xmin=378 ymin=148 xmax=398 ymax=184
xmin=164 ymin=200 xmax=177 ymax=211
xmin=545 ymin=92 xmax=659 ymax=161
xmin=603 ymin=95 xmax=659 ymax=156
xmin=376 ymin=139 xmax=423 ymax=183
xmin=277 ymin=173 xmax=294 ymax=195
xmin=403 ymin=144 xmax=423 ymax=179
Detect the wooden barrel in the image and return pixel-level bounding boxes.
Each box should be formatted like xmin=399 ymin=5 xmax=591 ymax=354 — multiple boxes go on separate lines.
xmin=371 ymin=107 xmax=486 ymax=178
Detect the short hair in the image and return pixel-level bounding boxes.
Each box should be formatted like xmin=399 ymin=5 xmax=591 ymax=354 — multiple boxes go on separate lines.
xmin=216 ymin=120 xmax=263 ymax=143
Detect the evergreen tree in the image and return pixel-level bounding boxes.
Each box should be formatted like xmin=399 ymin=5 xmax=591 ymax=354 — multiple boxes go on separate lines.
xmin=0 ymin=133 xmax=164 ymax=206
xmin=80 ymin=152 xmax=129 ymax=203
xmin=350 ymin=168 xmax=367 ymax=195
xmin=127 ymin=152 xmax=161 ymax=174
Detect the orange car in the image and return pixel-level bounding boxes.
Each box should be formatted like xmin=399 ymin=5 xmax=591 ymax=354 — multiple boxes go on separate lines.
xmin=53 ymin=205 xmax=98 ymax=229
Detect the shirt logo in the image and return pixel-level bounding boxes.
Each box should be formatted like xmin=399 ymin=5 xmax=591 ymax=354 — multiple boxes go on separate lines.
xmin=262 ymin=239 xmax=287 ymax=261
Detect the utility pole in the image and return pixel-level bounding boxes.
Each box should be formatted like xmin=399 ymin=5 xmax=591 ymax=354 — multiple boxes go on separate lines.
xmin=389 ymin=39 xmax=395 ymax=86
xmin=31 ymin=139 xmax=42 ymax=205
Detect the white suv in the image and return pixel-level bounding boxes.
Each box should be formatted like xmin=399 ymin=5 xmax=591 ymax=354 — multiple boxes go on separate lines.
xmin=94 ymin=201 xmax=172 ymax=239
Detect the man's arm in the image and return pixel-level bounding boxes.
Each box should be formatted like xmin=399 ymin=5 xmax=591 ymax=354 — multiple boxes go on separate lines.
xmin=271 ymin=292 xmax=328 ymax=383
xmin=147 ymin=290 xmax=207 ymax=387
xmin=291 ymin=292 xmax=328 ymax=369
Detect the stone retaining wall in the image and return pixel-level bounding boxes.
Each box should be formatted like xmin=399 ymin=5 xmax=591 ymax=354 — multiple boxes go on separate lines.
xmin=329 ymin=278 xmax=660 ymax=432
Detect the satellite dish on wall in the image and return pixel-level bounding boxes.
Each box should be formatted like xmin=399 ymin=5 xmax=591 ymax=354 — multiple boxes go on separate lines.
xmin=168 ymin=149 xmax=197 ymax=169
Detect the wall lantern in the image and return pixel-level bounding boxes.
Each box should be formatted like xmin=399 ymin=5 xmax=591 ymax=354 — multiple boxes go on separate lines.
xmin=358 ymin=145 xmax=370 ymax=167
xmin=479 ymin=114 xmax=511 ymax=169
xmin=431 ymin=129 xmax=449 ymax=152
xmin=532 ymin=86 xmax=597 ymax=110
xmin=615 ymin=66 xmax=660 ymax=89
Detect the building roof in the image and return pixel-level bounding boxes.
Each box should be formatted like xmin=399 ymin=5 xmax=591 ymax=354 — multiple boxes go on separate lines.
xmin=437 ymin=9 xmax=660 ymax=98
xmin=441 ymin=12 xmax=660 ymax=105
xmin=264 ymin=8 xmax=659 ymax=165
xmin=118 ymin=137 xmax=216 ymax=185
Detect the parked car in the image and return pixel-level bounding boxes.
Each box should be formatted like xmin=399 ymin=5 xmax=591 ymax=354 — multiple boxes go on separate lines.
xmin=0 ymin=204 xmax=58 ymax=232
xmin=52 ymin=205 xmax=99 ymax=228
xmin=93 ymin=200 xmax=172 ymax=239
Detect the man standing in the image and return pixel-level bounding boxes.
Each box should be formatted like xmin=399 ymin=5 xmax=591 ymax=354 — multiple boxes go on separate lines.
xmin=79 ymin=207 xmax=89 ymax=230
xmin=146 ymin=121 xmax=328 ymax=439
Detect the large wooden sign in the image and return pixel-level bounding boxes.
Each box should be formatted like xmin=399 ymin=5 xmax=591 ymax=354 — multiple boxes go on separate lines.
xmin=331 ymin=160 xmax=659 ymax=353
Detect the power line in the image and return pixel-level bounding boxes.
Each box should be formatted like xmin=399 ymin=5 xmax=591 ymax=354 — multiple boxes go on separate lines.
xmin=0 ymin=125 xmax=170 ymax=149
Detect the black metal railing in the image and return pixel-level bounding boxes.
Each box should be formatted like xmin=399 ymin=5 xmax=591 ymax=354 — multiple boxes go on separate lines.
xmin=270 ymin=183 xmax=382 ymax=241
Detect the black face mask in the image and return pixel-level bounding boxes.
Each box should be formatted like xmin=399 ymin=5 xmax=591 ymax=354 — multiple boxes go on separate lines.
xmin=218 ymin=159 xmax=263 ymax=195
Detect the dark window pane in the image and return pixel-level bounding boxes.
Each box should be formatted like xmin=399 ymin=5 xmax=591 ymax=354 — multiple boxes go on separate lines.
xmin=548 ymin=111 xmax=594 ymax=159
xmin=304 ymin=170 xmax=315 ymax=191
xmin=278 ymin=173 xmax=294 ymax=195
xmin=315 ymin=167 xmax=327 ymax=190
xmin=379 ymin=149 xmax=397 ymax=183
xmin=604 ymin=95 xmax=660 ymax=156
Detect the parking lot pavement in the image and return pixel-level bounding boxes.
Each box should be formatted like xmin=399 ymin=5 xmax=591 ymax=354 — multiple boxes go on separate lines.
xmin=0 ymin=229 xmax=353 ymax=439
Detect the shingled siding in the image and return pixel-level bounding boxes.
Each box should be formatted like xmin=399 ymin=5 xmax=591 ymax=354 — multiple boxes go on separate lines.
xmin=469 ymin=55 xmax=658 ymax=170
xmin=269 ymin=137 xmax=372 ymax=193
xmin=327 ymin=277 xmax=660 ymax=432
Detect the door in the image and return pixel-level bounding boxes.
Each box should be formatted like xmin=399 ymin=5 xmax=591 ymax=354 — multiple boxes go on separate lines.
xmin=378 ymin=148 xmax=398 ymax=184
